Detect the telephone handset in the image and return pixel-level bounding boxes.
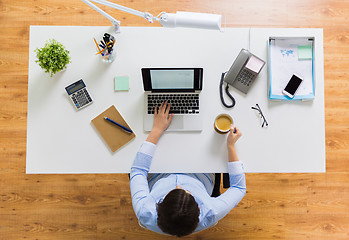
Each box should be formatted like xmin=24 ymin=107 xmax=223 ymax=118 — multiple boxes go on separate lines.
xmin=220 ymin=49 xmax=265 ymax=108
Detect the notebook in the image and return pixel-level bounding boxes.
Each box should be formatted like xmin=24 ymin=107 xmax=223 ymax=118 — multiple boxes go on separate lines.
xmin=91 ymin=105 xmax=135 ymax=152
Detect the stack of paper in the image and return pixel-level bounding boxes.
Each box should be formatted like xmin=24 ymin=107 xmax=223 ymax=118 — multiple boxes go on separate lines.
xmin=268 ymin=37 xmax=315 ymax=100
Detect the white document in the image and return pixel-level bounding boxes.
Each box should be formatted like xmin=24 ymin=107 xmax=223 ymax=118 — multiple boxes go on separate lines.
xmin=270 ymin=38 xmax=313 ymax=96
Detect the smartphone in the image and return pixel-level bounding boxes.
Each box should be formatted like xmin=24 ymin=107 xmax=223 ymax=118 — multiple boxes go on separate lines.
xmin=282 ymin=74 xmax=303 ymax=98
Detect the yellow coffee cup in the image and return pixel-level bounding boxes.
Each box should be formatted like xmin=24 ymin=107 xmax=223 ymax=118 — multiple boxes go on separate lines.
xmin=214 ymin=114 xmax=233 ymax=134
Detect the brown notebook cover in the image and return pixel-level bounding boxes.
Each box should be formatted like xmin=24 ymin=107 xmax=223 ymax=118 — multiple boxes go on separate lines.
xmin=91 ymin=105 xmax=135 ymax=152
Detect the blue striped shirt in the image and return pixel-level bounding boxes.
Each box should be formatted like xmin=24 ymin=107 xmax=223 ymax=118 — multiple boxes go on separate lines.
xmin=130 ymin=141 xmax=246 ymax=234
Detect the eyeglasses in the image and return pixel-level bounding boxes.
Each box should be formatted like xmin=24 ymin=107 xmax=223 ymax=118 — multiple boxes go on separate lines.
xmin=251 ymin=104 xmax=268 ymax=128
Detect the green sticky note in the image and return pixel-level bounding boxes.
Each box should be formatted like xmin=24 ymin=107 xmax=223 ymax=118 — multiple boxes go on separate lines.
xmin=115 ymin=76 xmax=129 ymax=91
xmin=298 ymin=45 xmax=312 ymax=60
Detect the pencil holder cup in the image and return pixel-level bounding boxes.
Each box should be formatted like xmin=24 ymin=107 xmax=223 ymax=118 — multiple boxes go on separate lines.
xmin=94 ymin=33 xmax=116 ymax=63
xmin=102 ymin=48 xmax=116 ymax=63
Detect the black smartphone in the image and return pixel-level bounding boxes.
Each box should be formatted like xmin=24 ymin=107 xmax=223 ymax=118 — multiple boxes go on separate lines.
xmin=282 ymin=74 xmax=303 ymax=98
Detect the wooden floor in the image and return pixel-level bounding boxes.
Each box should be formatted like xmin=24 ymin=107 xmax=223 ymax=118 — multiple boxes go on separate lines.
xmin=1 ymin=0 xmax=349 ymax=239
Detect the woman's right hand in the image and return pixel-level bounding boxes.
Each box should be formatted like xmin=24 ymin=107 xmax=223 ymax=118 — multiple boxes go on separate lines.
xmin=146 ymin=102 xmax=173 ymax=144
xmin=152 ymin=102 xmax=173 ymax=134
xmin=227 ymin=125 xmax=242 ymax=149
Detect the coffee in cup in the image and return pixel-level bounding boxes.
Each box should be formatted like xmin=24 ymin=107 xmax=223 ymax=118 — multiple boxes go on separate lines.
xmin=214 ymin=114 xmax=233 ymax=134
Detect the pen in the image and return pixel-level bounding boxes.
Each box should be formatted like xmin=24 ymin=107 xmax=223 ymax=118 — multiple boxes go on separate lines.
xmin=104 ymin=117 xmax=133 ymax=133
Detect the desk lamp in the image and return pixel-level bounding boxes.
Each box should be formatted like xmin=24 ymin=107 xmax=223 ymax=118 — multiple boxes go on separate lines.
xmin=81 ymin=0 xmax=222 ymax=33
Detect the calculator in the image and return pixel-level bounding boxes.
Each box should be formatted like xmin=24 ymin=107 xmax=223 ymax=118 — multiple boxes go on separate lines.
xmin=65 ymin=79 xmax=93 ymax=110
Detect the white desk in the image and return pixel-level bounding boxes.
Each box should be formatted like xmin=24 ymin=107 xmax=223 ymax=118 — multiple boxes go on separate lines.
xmin=26 ymin=26 xmax=325 ymax=173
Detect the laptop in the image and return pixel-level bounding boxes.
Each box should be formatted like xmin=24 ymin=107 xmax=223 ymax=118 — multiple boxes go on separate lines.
xmin=141 ymin=68 xmax=203 ymax=131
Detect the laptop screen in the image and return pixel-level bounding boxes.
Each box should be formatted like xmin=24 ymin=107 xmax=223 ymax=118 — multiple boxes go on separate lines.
xmin=150 ymin=70 xmax=194 ymax=89
xmin=142 ymin=68 xmax=203 ymax=92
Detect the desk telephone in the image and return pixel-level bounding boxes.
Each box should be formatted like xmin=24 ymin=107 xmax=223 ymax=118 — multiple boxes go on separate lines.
xmin=220 ymin=49 xmax=265 ymax=108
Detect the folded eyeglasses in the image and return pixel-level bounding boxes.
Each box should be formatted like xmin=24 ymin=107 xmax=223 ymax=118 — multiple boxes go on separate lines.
xmin=251 ymin=104 xmax=268 ymax=128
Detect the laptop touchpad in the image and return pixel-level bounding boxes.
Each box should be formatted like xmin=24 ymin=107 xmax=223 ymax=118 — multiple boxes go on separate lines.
xmin=168 ymin=116 xmax=184 ymax=130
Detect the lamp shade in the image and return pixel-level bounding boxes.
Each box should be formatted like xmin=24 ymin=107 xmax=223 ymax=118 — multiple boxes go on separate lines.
xmin=159 ymin=11 xmax=222 ymax=30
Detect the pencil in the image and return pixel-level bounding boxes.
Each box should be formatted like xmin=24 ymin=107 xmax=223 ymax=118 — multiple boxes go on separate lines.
xmin=94 ymin=38 xmax=102 ymax=54
xmin=106 ymin=41 xmax=112 ymax=48
xmin=95 ymin=50 xmax=103 ymax=55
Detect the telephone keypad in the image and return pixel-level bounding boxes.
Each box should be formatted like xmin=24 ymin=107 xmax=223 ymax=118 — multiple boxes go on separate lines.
xmin=237 ymin=68 xmax=256 ymax=87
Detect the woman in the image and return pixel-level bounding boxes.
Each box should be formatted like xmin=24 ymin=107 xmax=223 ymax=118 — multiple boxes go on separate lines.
xmin=130 ymin=102 xmax=246 ymax=237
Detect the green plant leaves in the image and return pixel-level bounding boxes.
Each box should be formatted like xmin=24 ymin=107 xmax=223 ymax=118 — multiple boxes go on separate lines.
xmin=35 ymin=39 xmax=71 ymax=77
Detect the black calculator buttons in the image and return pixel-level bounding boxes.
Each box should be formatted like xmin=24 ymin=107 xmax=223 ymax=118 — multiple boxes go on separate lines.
xmin=66 ymin=80 xmax=93 ymax=110
xmin=69 ymin=88 xmax=92 ymax=110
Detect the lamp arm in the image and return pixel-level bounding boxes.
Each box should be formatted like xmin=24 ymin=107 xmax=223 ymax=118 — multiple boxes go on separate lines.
xmin=81 ymin=0 xmax=155 ymax=32
xmin=81 ymin=0 xmax=120 ymax=26
xmin=90 ymin=0 xmax=153 ymax=20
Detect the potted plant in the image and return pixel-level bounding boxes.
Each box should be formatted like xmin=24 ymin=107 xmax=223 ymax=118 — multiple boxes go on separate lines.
xmin=35 ymin=39 xmax=71 ymax=77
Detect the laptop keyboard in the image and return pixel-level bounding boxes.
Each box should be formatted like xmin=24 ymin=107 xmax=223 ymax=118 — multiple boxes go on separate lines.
xmin=147 ymin=94 xmax=199 ymax=114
